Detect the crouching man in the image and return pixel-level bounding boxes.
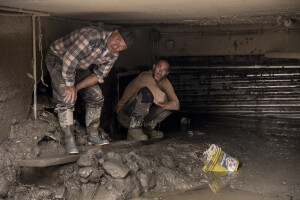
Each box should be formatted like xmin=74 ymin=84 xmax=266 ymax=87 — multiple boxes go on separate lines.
xmin=45 ymin=26 xmax=139 ymax=154
xmin=116 ymin=59 xmax=180 ymax=141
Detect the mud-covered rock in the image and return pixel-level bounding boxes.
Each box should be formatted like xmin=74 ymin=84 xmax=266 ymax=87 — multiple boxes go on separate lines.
xmin=160 ymin=168 xmax=191 ymax=190
xmin=52 ymin=185 xmax=65 ymax=199
xmin=4 ymin=167 xmax=17 ymax=185
xmin=80 ymin=183 xmax=98 ymax=200
xmin=78 ymin=154 xmax=94 ymax=167
xmin=102 ymin=159 xmax=130 ymax=179
xmin=124 ymin=159 xmax=140 ymax=173
xmin=78 ymin=149 xmax=103 ymax=167
xmin=34 ymin=188 xmax=53 ymax=199
xmin=0 ymin=147 xmax=12 ymax=169
xmin=100 ymin=176 xmax=108 ymax=185
xmin=94 ymin=184 xmax=122 ymax=200
xmin=79 ymin=167 xmax=94 ymax=179
xmin=161 ymin=154 xmax=177 ymax=168
xmin=0 ymin=175 xmax=9 ymax=198
xmin=123 ymin=153 xmax=140 ymax=173
xmin=95 ymin=175 xmax=142 ymax=200
xmin=15 ymin=186 xmax=28 ymax=194
xmin=106 ymin=152 xmax=122 ymax=161
xmin=33 ymin=145 xmax=40 ymax=157
xmin=98 ymin=158 xmax=105 ymax=165
xmin=137 ymin=169 xmax=156 ymax=192
xmin=79 ymin=177 xmax=89 ymax=184
xmin=89 ymin=168 xmax=104 ymax=183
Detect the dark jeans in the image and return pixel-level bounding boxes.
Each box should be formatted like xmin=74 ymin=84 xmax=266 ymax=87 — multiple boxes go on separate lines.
xmin=45 ymin=52 xmax=104 ymax=113
xmin=118 ymin=87 xmax=172 ymax=128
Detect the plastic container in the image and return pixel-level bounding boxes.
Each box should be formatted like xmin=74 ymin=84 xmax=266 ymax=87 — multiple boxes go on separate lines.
xmin=202 ymin=144 xmax=239 ymax=172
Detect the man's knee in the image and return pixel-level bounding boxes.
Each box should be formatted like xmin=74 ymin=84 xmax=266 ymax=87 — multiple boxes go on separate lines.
xmin=91 ymin=95 xmax=104 ymax=107
xmin=137 ymin=87 xmax=153 ymax=103
xmin=83 ymin=86 xmax=104 ymax=107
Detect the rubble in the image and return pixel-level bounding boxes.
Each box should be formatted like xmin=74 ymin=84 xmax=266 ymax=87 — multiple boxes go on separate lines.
xmin=0 ymin=104 xmax=298 ymax=199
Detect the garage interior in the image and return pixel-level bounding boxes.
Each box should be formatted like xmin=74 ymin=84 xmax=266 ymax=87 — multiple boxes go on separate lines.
xmin=0 ymin=1 xmax=300 ymax=200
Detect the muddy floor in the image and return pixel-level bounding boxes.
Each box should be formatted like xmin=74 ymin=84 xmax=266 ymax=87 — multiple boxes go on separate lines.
xmin=0 ymin=105 xmax=299 ymax=200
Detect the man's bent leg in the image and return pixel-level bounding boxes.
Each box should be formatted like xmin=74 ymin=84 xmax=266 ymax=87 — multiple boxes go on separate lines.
xmin=118 ymin=87 xmax=153 ymax=141
xmin=46 ymin=52 xmax=78 ymax=154
xmin=58 ymin=110 xmax=79 ymax=154
xmin=79 ymin=84 xmax=109 ymax=145
xmin=143 ymin=105 xmax=173 ymax=139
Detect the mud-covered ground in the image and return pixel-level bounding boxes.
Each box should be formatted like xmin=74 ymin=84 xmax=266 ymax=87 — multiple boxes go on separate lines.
xmin=0 ymin=104 xmax=299 ymax=200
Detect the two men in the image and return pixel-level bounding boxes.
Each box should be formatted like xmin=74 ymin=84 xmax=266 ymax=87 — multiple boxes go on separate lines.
xmin=117 ymin=59 xmax=180 ymax=141
xmin=46 ymin=26 xmax=139 ymax=154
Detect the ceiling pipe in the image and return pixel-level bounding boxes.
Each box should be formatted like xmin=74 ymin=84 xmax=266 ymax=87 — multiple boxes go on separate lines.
xmin=264 ymin=52 xmax=300 ymax=59
xmin=0 ymin=6 xmax=49 ymax=16
xmin=0 ymin=13 xmax=32 ymax=17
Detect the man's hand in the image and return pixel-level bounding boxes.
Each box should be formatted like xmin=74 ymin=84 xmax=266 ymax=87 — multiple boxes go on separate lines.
xmin=63 ymin=86 xmax=77 ymax=103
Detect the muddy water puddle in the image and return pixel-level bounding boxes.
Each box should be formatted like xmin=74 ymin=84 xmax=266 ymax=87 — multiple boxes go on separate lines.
xmin=133 ymin=171 xmax=278 ymax=200
xmin=133 ymin=186 xmax=277 ymax=200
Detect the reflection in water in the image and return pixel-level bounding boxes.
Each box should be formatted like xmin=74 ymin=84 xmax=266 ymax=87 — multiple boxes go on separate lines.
xmin=133 ymin=171 xmax=278 ymax=200
xmin=204 ymin=171 xmax=239 ymax=194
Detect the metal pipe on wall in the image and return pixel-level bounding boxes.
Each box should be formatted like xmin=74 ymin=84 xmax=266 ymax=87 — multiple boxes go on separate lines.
xmin=32 ymin=15 xmax=37 ymax=120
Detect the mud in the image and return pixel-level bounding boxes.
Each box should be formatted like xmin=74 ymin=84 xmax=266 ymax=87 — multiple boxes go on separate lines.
xmin=0 ymin=101 xmax=299 ymax=200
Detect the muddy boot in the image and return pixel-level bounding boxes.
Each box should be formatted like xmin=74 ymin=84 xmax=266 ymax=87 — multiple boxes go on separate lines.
xmin=86 ymin=107 xmax=109 ymax=146
xmin=61 ymin=125 xmax=79 ymax=154
xmin=58 ymin=110 xmax=79 ymax=154
xmin=127 ymin=114 xmax=148 ymax=141
xmin=143 ymin=126 xmax=164 ymax=139
xmin=127 ymin=128 xmax=148 ymax=141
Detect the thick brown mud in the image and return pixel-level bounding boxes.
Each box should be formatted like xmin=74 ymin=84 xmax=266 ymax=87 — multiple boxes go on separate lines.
xmin=0 ymin=104 xmax=299 ymax=200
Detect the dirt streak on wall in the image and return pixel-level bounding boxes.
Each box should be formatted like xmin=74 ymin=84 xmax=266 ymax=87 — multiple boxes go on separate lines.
xmin=0 ymin=16 xmax=33 ymax=143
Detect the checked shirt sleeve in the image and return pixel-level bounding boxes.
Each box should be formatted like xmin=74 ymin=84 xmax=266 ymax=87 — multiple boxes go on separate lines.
xmin=93 ymin=56 xmax=118 ymax=83
xmin=62 ymin=32 xmax=95 ymax=86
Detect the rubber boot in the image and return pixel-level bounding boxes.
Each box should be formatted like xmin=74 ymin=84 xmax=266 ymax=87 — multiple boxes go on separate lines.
xmin=86 ymin=107 xmax=109 ymax=146
xmin=127 ymin=114 xmax=148 ymax=141
xmin=127 ymin=128 xmax=148 ymax=141
xmin=58 ymin=110 xmax=79 ymax=154
xmin=61 ymin=125 xmax=79 ymax=154
xmin=143 ymin=125 xmax=164 ymax=139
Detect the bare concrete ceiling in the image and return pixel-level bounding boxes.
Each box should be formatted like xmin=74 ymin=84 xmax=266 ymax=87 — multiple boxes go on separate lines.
xmin=0 ymin=0 xmax=300 ymax=25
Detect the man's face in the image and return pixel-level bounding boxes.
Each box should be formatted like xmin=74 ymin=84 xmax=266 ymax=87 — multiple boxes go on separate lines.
xmin=152 ymin=61 xmax=170 ymax=82
xmin=106 ymin=29 xmax=127 ymax=53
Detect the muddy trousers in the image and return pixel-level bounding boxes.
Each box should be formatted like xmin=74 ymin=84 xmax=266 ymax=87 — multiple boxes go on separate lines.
xmin=118 ymin=87 xmax=173 ymax=129
xmin=45 ymin=52 xmax=104 ymax=114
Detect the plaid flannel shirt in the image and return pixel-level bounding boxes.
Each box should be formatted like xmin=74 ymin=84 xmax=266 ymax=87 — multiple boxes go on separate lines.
xmin=50 ymin=27 xmax=119 ymax=86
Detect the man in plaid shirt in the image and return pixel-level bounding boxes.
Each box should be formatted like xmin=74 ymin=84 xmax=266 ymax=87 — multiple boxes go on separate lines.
xmin=46 ymin=26 xmax=139 ymax=154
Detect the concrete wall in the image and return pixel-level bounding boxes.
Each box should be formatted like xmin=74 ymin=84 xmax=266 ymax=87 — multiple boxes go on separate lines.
xmin=115 ymin=30 xmax=153 ymax=70
xmin=0 ymin=16 xmax=90 ymax=143
xmin=0 ymin=16 xmax=153 ymax=143
xmin=156 ymin=25 xmax=300 ymax=56
xmin=0 ymin=16 xmax=34 ymax=143
xmin=1 ymin=15 xmax=299 ymax=142
xmin=37 ymin=17 xmax=88 ymax=84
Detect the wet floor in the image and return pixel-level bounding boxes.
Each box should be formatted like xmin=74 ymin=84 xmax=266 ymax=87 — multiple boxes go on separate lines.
xmin=2 ymin=109 xmax=299 ymax=200
xmin=133 ymin=186 xmax=278 ymax=200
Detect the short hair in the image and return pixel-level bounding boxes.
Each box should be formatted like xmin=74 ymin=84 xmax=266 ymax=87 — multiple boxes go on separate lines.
xmin=156 ymin=59 xmax=170 ymax=68
xmin=118 ymin=29 xmax=141 ymax=48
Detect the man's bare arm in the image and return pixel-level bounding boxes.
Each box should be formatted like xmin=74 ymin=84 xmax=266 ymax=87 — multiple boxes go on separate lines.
xmin=76 ymin=74 xmax=98 ymax=92
xmin=155 ymin=100 xmax=180 ymax=111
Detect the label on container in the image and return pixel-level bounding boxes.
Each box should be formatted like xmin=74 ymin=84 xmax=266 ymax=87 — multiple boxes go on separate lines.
xmin=219 ymin=152 xmax=238 ymax=171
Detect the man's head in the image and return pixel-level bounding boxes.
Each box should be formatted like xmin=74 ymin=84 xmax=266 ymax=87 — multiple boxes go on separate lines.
xmin=106 ymin=29 xmax=140 ymax=53
xmin=152 ymin=59 xmax=170 ymax=82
